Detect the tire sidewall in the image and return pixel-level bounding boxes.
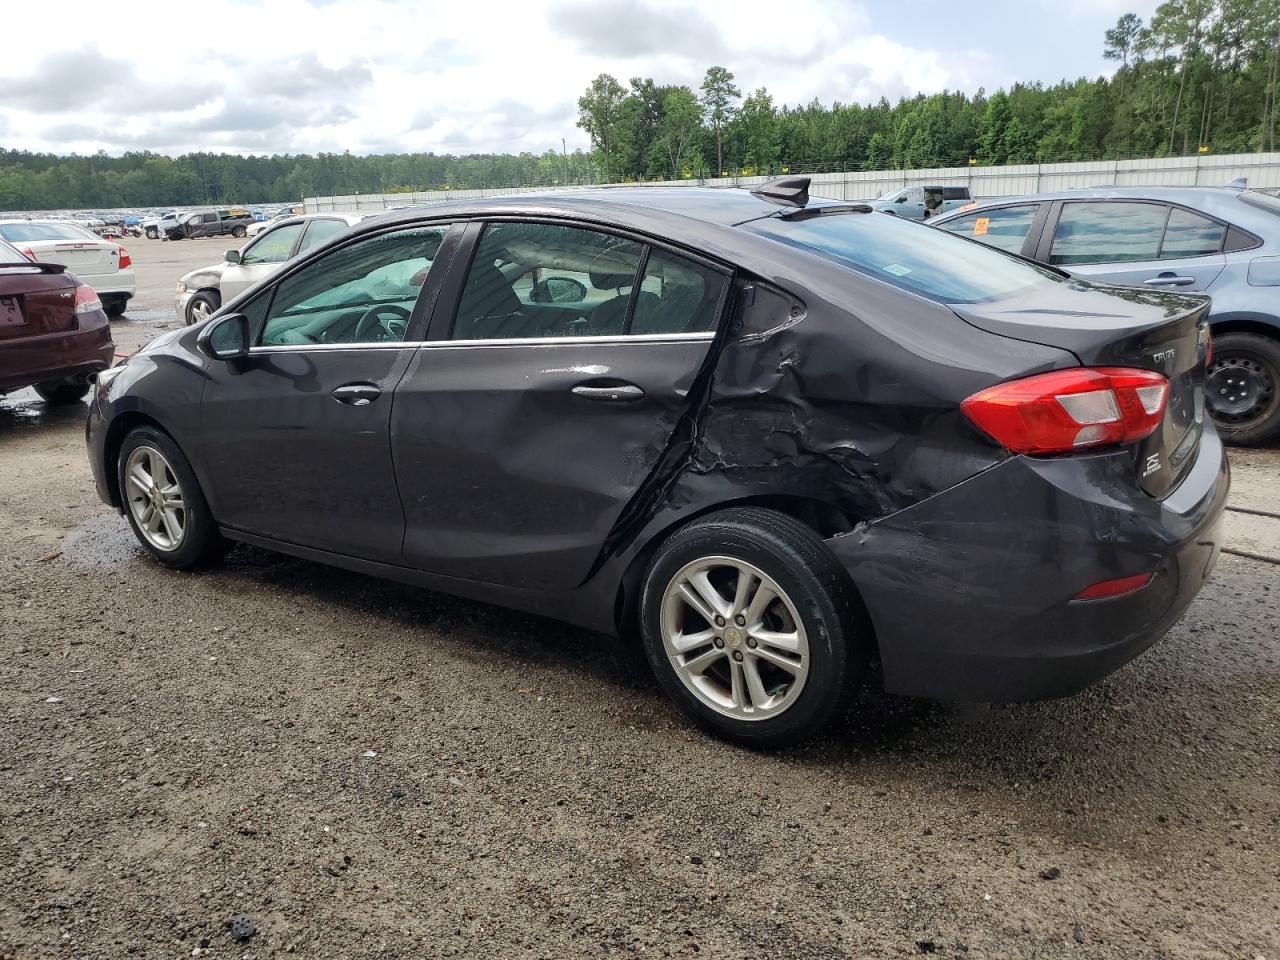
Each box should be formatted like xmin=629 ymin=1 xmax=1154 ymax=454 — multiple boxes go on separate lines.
xmin=1209 ymin=332 xmax=1280 ymax=446
xmin=186 ymin=292 xmax=220 ymax=326
xmin=639 ymin=518 xmax=851 ymax=747
xmin=117 ymin=426 xmax=220 ymax=568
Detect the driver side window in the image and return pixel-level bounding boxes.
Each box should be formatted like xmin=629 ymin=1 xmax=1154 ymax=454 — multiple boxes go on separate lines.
xmin=259 ymin=225 xmax=450 ymax=347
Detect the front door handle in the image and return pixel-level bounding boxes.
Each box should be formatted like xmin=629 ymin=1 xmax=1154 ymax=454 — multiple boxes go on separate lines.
xmin=332 ymin=382 xmax=381 ymax=406
xmin=571 ymin=382 xmax=645 ymax=402
xmin=1143 ymin=274 xmax=1196 ymax=287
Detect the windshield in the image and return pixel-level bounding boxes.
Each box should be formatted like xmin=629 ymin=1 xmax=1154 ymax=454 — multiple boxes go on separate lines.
xmin=743 ymin=211 xmax=1064 ymax=304
xmin=874 ymin=188 xmax=905 ymax=202
xmin=0 ymin=221 xmax=98 ymax=243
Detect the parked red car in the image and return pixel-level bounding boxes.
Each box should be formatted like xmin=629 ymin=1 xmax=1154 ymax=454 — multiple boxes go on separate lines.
xmin=0 ymin=236 xmax=115 ymax=403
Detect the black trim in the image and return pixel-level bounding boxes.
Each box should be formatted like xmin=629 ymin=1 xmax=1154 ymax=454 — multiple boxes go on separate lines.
xmin=621 ymin=245 xmax=651 ymax=335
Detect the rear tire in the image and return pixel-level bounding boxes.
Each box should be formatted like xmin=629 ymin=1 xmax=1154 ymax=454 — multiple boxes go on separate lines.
xmin=117 ymin=426 xmax=228 ymax=569
xmin=34 ymin=380 xmax=90 ymax=404
xmin=145 ymin=227 xmax=158 ymax=240
xmin=639 ymin=508 xmax=863 ymax=748
xmin=1206 ymin=332 xmax=1280 ymax=446
xmin=231 ymin=226 xmax=247 ymax=238
xmin=103 ymin=296 xmax=128 ymax=319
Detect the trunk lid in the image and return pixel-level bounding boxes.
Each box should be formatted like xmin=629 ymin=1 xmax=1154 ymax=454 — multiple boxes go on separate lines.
xmin=0 ymin=263 xmax=79 ymax=339
xmin=953 ymin=278 xmax=1211 ymax=498
xmin=26 ymin=239 xmax=117 ymax=277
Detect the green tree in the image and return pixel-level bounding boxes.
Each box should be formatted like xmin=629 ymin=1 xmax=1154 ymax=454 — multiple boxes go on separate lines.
xmin=740 ymin=87 xmax=781 ymax=172
xmin=576 ymin=73 xmax=629 ymax=181
xmin=656 ymin=87 xmax=702 ymax=179
xmin=700 ymin=66 xmax=741 ymax=176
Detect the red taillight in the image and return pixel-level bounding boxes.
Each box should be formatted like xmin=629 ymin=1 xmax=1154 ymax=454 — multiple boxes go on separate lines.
xmin=961 ymin=367 xmax=1169 ymax=455
xmin=1072 ymin=572 xmax=1154 ymax=601
xmin=74 ymin=284 xmax=103 ymax=315
xmin=19 ymin=247 xmax=36 ymax=262
xmin=117 ymin=246 xmax=132 ymax=269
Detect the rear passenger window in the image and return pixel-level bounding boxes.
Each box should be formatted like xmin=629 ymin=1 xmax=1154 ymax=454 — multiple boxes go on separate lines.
xmin=938 ymin=205 xmax=1038 ymax=254
xmin=1050 ymin=202 xmax=1168 ymax=265
xmin=1160 ymin=208 xmax=1226 ymax=259
xmin=633 ymin=251 xmax=729 ymax=334
xmin=453 ymin=222 xmax=643 ymax=340
xmin=297 ymin=218 xmax=351 ymax=254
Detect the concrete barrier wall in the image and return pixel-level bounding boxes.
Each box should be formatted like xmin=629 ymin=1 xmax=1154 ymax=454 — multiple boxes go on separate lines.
xmin=304 ymin=151 xmax=1280 ymax=213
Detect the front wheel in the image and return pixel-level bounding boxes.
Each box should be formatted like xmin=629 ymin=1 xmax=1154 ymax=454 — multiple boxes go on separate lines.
xmin=1206 ymin=332 xmax=1280 ymax=446
xmin=145 ymin=227 xmax=158 ymax=240
xmin=185 ymin=291 xmax=220 ymax=325
xmin=34 ymin=380 xmax=90 ymax=404
xmin=118 ymin=426 xmax=227 ymax=569
xmin=639 ymin=508 xmax=862 ymax=748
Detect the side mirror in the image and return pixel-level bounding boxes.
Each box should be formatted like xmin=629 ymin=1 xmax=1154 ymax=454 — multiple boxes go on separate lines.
xmin=197 ymin=313 xmax=251 ymax=361
xmin=531 ymin=276 xmax=588 ymax=303
xmin=225 ymin=249 xmax=241 ymax=264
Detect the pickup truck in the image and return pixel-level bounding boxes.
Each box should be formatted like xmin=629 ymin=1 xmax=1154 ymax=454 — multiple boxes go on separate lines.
xmin=869 ymin=185 xmax=974 ymax=220
xmin=162 ymin=209 xmax=256 ymax=241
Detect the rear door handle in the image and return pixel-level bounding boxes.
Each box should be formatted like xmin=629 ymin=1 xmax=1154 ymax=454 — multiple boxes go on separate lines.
xmin=571 ymin=382 xmax=645 ymax=402
xmin=1143 ymin=274 xmax=1196 ymax=287
xmin=332 ymin=382 xmax=381 ymax=406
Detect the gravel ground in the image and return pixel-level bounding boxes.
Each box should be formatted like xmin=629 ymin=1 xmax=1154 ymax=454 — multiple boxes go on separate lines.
xmin=1 ymin=240 xmax=1277 ymax=959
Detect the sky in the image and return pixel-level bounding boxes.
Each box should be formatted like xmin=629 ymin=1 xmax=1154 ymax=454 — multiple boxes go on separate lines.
xmin=0 ymin=0 xmax=1158 ymax=158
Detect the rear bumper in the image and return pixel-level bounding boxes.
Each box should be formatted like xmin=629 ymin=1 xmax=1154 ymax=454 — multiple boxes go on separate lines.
xmin=827 ymin=427 xmax=1229 ymax=701
xmin=0 ymin=313 xmax=115 ymax=394
xmin=81 ymin=268 xmax=135 ymax=299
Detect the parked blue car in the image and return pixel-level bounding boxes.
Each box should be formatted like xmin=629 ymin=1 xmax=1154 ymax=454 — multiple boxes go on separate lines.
xmin=932 ymin=182 xmax=1280 ymax=445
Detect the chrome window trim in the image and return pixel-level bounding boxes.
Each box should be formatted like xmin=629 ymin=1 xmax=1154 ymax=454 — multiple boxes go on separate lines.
xmin=246 ymin=331 xmax=715 ymax=355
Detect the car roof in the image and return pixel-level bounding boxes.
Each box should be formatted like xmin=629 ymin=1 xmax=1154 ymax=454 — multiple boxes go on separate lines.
xmin=933 ymin=184 xmax=1279 ymax=232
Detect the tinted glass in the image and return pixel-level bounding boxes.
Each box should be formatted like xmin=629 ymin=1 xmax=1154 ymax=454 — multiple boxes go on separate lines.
xmin=297 ymin=218 xmax=351 ymax=254
xmin=0 ymin=222 xmax=97 ymax=242
xmin=1160 ymin=208 xmax=1226 ymax=258
xmin=453 ymin=222 xmax=643 ymax=339
xmin=632 ymin=251 xmax=729 ymax=335
xmin=240 ymin=223 xmax=303 ymax=264
xmin=938 ymin=205 xmax=1038 ymax=254
xmin=744 ymin=212 xmax=1060 ymax=304
xmin=942 ymin=187 xmax=970 ymax=200
xmin=1050 ymin=202 xmax=1166 ymax=265
xmin=260 ymin=225 xmax=448 ymax=347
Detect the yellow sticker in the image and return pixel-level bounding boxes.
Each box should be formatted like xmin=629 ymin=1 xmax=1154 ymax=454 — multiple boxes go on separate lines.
xmin=974 ymin=217 xmax=990 ymax=236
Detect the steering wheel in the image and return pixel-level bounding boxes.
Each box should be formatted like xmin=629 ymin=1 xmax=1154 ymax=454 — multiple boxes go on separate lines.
xmin=353 ymin=304 xmax=413 ymax=343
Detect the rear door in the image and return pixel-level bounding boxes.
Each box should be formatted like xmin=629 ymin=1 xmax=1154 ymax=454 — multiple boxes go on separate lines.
xmin=935 ymin=203 xmax=1046 ymax=256
xmin=1039 ymin=200 xmax=1227 ymax=292
xmin=220 ymin=222 xmax=305 ymax=300
xmin=392 ymin=219 xmax=732 ymax=592
xmin=199 ymin=222 xmax=460 ymax=559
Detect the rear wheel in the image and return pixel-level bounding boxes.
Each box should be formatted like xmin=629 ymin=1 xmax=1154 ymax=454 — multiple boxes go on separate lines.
xmin=103 ymin=296 xmax=128 ymax=319
xmin=145 ymin=227 xmax=158 ymax=240
xmin=639 ymin=508 xmax=862 ymax=748
xmin=186 ymin=291 xmax=220 ymax=326
xmin=1206 ymin=332 xmax=1280 ymax=446
xmin=231 ymin=226 xmax=247 ymax=238
xmin=34 ymin=380 xmax=90 ymax=404
xmin=118 ymin=426 xmax=227 ymax=569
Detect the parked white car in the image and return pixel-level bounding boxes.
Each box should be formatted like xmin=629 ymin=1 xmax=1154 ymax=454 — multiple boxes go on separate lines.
xmin=0 ymin=219 xmax=136 ymax=317
xmin=175 ymin=213 xmax=365 ymax=324
xmin=247 ymin=208 xmax=302 ymax=237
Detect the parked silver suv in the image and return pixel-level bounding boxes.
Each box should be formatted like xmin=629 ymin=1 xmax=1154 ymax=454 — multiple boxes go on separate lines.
xmin=933 ymin=182 xmax=1280 ymax=445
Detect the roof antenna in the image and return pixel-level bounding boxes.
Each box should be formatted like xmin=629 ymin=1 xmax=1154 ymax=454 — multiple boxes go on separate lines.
xmin=1220 ymin=176 xmax=1248 ymax=190
xmin=750 ymin=176 xmax=811 ymax=208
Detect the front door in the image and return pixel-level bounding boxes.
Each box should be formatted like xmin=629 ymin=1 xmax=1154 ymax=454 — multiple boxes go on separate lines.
xmin=199 ymin=222 xmax=458 ymax=561
xmin=1044 ymin=200 xmax=1227 ymax=292
xmin=393 ymin=220 xmax=731 ymax=593
xmin=220 ymin=221 xmax=305 ymax=300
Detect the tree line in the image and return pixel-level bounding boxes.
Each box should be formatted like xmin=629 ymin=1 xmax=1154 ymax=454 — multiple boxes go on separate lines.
xmin=1 ymin=0 xmax=1277 ymax=211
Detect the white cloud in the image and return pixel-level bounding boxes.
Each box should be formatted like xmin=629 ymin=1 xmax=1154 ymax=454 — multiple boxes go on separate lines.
xmin=0 ymin=0 xmax=1030 ymax=156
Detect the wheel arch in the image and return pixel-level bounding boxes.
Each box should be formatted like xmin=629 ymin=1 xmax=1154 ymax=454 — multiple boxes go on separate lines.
xmin=1207 ymin=313 xmax=1280 ymax=342
xmin=612 ymin=494 xmax=869 ymax=641
xmin=102 ymin=411 xmax=179 ymax=510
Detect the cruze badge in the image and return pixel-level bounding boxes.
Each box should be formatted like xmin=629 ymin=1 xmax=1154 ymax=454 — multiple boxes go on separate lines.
xmin=1152 ymin=348 xmax=1176 ymax=364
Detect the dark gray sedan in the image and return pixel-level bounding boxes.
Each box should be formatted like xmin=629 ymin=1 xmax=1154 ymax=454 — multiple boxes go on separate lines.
xmin=86 ymin=180 xmax=1228 ymax=746
xmin=932 ymin=182 xmax=1280 ymax=446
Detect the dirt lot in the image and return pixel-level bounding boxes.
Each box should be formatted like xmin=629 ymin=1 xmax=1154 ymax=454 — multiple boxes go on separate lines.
xmin=1 ymin=238 xmax=1278 ymax=959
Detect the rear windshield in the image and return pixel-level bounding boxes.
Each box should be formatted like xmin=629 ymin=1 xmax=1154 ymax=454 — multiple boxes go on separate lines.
xmin=743 ymin=211 xmax=1063 ymax=304
xmin=1240 ymin=191 xmax=1280 ymax=218
xmin=0 ymin=222 xmax=97 ymax=243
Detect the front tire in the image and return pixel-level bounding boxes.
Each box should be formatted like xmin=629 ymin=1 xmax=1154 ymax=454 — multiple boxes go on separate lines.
xmin=145 ymin=227 xmax=158 ymax=240
xmin=34 ymin=380 xmax=90 ymax=404
xmin=1206 ymin=332 xmax=1280 ymax=446
xmin=118 ymin=426 xmax=227 ymax=569
xmin=639 ymin=508 xmax=862 ymax=748
xmin=186 ymin=291 xmax=220 ymax=326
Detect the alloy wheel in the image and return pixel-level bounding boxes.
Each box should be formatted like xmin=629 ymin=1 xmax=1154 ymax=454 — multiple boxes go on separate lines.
xmin=124 ymin=445 xmax=186 ymax=551
xmin=190 ymin=299 xmax=213 ymax=324
xmin=660 ymin=556 xmax=809 ymax=721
